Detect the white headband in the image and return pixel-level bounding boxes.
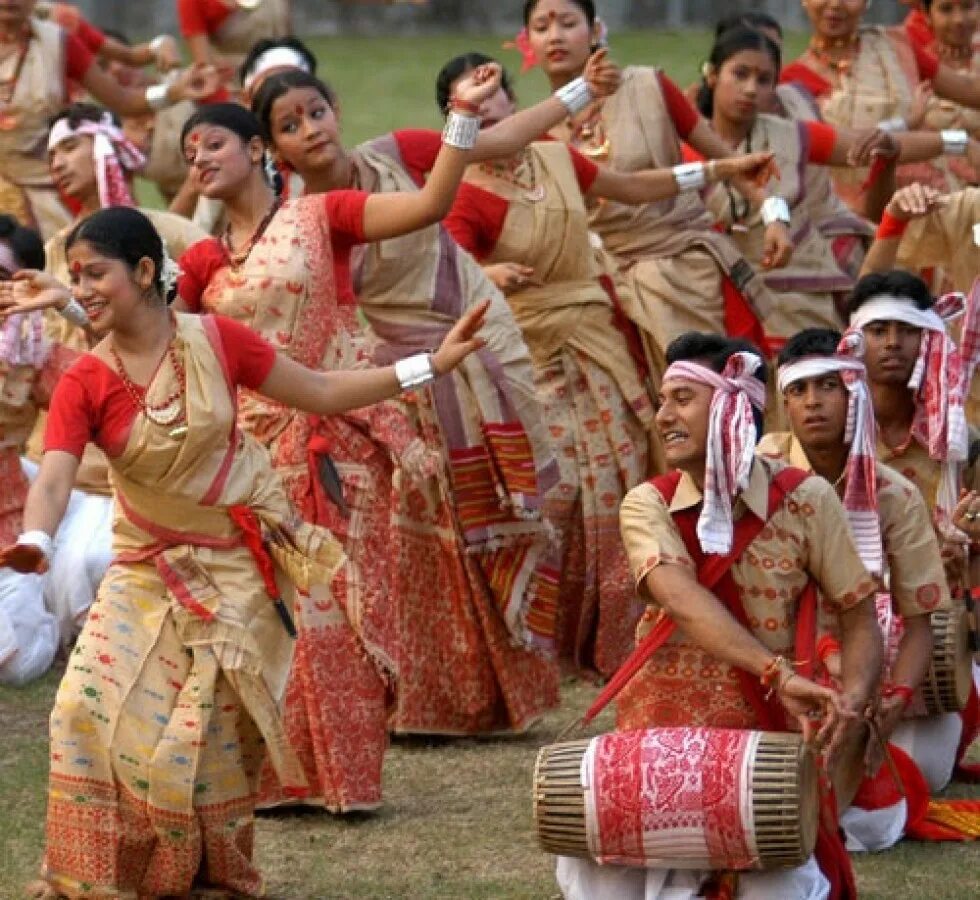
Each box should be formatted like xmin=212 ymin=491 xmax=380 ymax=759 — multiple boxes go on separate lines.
xmin=242 ymin=47 xmax=311 ymax=91
xmin=777 ymin=356 xmax=866 ymax=393
xmin=848 ymin=295 xmax=951 ymax=335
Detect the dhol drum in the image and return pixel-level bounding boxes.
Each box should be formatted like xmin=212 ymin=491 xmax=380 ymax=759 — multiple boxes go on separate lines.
xmin=877 ymin=595 xmax=972 ymax=716
xmin=534 ymin=727 xmax=818 ymax=871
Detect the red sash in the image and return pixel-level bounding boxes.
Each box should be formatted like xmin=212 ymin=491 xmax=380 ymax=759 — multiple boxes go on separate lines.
xmin=583 ymin=465 xmax=816 ymax=727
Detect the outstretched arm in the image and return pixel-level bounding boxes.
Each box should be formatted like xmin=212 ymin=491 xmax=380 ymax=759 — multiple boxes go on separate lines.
xmin=80 ymin=60 xmax=220 ymax=118
xmin=257 ymin=301 xmax=489 ymax=415
xmin=859 ymin=183 xmax=948 ymax=276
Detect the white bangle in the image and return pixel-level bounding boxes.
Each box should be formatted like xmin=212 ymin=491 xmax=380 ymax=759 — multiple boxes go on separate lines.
xmin=149 ymin=35 xmax=169 ymax=53
xmin=941 ymin=129 xmax=969 ymax=156
xmin=554 ymin=76 xmax=593 ymax=116
xmin=442 ymin=112 xmax=480 ymax=150
xmin=145 ymin=83 xmax=171 ymax=112
xmin=394 ymin=353 xmax=436 ymax=390
xmin=58 ymin=297 xmax=90 ymax=327
xmin=877 ymin=117 xmax=907 ymax=133
xmin=672 ymin=162 xmax=706 ymax=192
xmin=17 ymin=530 xmax=53 ymax=563
xmin=761 ymin=196 xmax=792 ymax=227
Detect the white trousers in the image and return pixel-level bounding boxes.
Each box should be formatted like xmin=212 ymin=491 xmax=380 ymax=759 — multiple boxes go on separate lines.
xmin=0 ymin=568 xmax=57 ymax=685
xmin=556 ymin=855 xmax=829 ymax=900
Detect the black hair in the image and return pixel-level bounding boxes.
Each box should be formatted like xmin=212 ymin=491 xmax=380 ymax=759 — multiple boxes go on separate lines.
xmin=251 ymin=69 xmax=339 ymax=143
xmin=180 ymin=102 xmax=264 ymax=150
xmin=778 ymin=327 xmax=844 ymax=368
xmin=665 ymin=331 xmax=767 ymax=438
xmin=239 ymin=35 xmax=318 ymax=86
xmin=845 ymin=270 xmax=936 ymax=318
xmin=435 ymin=52 xmax=515 ymax=115
xmin=523 ymin=0 xmax=595 ymax=25
xmin=714 ymin=11 xmax=783 ymax=40
xmin=697 ymin=25 xmax=782 ymax=119
xmin=921 ymin=0 xmax=934 ymax=10
xmin=64 ymin=208 xmax=175 ymax=304
xmin=0 ymin=214 xmax=44 ymax=272
xmin=49 ymin=101 xmax=117 ymax=131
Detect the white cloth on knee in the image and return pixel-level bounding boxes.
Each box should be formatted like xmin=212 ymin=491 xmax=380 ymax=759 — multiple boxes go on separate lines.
xmin=841 ymin=798 xmax=907 ymax=852
xmin=21 ymin=457 xmax=112 ymax=647
xmin=0 ymin=568 xmax=57 ymax=685
xmin=890 ymin=713 xmax=963 ymax=793
xmin=556 ymin=855 xmax=829 ymax=900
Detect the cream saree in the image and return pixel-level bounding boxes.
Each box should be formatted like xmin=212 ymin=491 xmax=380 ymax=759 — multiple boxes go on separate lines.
xmin=342 ymin=138 xmax=562 ymax=733
xmin=0 ymin=18 xmax=73 ymax=239
xmin=462 ymin=141 xmax=654 ymax=677
xmin=551 ymin=66 xmax=776 ymax=381
xmin=43 ymin=314 xmax=343 ymax=898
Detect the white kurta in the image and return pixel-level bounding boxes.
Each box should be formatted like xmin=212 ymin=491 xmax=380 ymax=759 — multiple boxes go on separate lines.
xmin=0 ymin=568 xmax=57 ymax=685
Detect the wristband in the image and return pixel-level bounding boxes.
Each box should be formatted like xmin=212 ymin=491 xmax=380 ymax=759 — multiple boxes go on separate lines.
xmin=450 ymin=98 xmax=481 ymax=115
xmin=876 ymin=210 xmax=909 ymax=240
xmin=16 ymin=530 xmax=53 ymax=563
xmin=880 ymin=683 xmax=915 ymax=708
xmin=441 ymin=111 xmax=480 ymax=150
xmin=761 ymin=196 xmax=792 ymax=227
xmin=145 ymin=83 xmax=171 ymax=111
xmin=58 ymin=297 xmax=90 ymax=328
xmin=877 ymin=117 xmax=907 ymax=133
xmin=554 ymin=76 xmax=593 ymax=116
xmin=941 ymin=129 xmax=969 ymax=156
xmin=395 ymin=353 xmax=436 ymax=390
xmin=149 ymin=35 xmax=169 ymax=53
xmin=672 ymin=162 xmax=706 ymax=192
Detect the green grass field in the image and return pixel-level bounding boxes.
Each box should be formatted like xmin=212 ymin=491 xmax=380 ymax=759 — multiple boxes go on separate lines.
xmin=5 ymin=27 xmax=980 ymax=900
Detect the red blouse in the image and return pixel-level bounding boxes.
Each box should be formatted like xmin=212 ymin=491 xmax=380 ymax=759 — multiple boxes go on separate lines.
xmin=49 ymin=3 xmax=106 ymax=53
xmin=658 ymin=71 xmax=701 ymax=139
xmin=443 ymin=147 xmax=599 ymax=260
xmin=177 ymin=0 xmax=235 ymax=38
xmin=44 ymin=315 xmax=277 ymax=459
xmin=64 ymin=33 xmax=95 ymax=82
xmin=178 ymin=190 xmax=369 ymax=309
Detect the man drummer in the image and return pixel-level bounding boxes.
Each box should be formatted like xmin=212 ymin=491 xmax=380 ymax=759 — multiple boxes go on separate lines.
xmin=557 ymin=332 xmax=882 ymax=900
xmin=760 ymin=326 xmax=951 ymax=851
xmin=845 ymin=270 xmax=980 ymax=791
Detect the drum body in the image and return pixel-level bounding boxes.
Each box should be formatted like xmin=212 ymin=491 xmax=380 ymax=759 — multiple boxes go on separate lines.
xmin=534 ymin=727 xmax=818 ymax=871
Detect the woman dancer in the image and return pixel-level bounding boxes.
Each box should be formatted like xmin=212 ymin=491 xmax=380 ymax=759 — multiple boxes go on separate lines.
xmin=248 ymin=59 xmax=621 ymax=701
xmin=782 ymin=0 xmax=980 ymax=212
xmin=436 ymin=51 xmax=774 ymax=675
xmin=0 ymin=0 xmax=219 ymax=238
xmin=24 ymin=102 xmax=209 ymax=645
xmin=694 ymin=26 xmax=966 ymax=340
xmin=0 ymin=215 xmax=66 ymax=685
xmin=0 ymin=206 xmax=485 ymax=900
xmin=521 ymin=0 xmax=786 ymax=377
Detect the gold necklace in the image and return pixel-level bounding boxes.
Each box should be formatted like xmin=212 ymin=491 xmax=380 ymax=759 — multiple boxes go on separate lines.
xmin=109 ymin=331 xmax=189 ymax=439
xmin=479 ymin=150 xmax=545 ymax=202
xmin=568 ymin=101 xmax=611 ymax=161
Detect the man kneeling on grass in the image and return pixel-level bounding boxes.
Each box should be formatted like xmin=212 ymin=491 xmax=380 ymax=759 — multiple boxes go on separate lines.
xmin=557 ymin=332 xmax=882 ymax=900
xmin=759 ymin=326 xmax=949 ymax=852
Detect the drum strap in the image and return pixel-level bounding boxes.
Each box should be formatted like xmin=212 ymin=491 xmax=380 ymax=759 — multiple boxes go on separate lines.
xmin=582 ymin=465 xmax=816 ymax=727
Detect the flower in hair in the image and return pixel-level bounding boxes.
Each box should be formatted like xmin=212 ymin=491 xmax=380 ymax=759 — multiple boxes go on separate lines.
xmin=503 ymin=28 xmax=538 ymax=73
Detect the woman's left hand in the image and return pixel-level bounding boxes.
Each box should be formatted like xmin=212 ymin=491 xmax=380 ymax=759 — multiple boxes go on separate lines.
xmin=171 ymin=63 xmax=223 ymax=103
xmin=583 ymin=48 xmax=621 ymax=99
xmin=953 ymin=489 xmax=980 ymax=538
xmin=761 ymin=221 xmax=793 ymax=269
xmin=0 ymin=543 xmax=48 ymax=574
xmin=453 ymin=63 xmax=504 ymax=108
xmin=0 ymin=270 xmax=71 ymax=319
xmin=432 ymin=299 xmax=490 ymax=375
xmin=152 ymin=35 xmax=182 ymax=72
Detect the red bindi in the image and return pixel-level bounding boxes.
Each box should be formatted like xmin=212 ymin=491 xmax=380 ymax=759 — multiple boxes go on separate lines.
xmin=294 ymin=104 xmax=304 ymax=115
xmin=70 ymin=261 xmax=82 ymax=275
xmin=189 ymin=133 xmax=201 ymax=145
xmin=547 ymin=10 xmax=557 ymax=20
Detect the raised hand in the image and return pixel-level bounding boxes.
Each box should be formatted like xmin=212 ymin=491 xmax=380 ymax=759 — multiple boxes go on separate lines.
xmin=453 ymin=63 xmax=504 ymax=108
xmin=171 ymin=63 xmax=223 ymax=103
xmin=716 ymin=151 xmax=777 ymax=184
xmin=151 ymin=35 xmax=182 ymax=73
xmin=0 ymin=543 xmax=48 ymax=575
xmin=432 ymin=299 xmax=490 ymax=374
xmin=884 ymin=182 xmax=947 ymax=221
xmin=0 ymin=270 xmax=71 ymax=319
xmin=846 ymin=128 xmax=900 ymax=167
xmin=583 ymin=48 xmax=620 ymax=99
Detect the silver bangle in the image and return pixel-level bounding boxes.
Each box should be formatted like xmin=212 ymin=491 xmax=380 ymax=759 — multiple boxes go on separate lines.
xmin=442 ymin=112 xmax=480 ymax=150
xmin=17 ymin=530 xmax=53 ymax=563
xmin=672 ymin=162 xmax=706 ymax=192
xmin=58 ymin=297 xmax=90 ymax=327
xmin=941 ymin=128 xmax=969 ymax=156
xmin=761 ymin=196 xmax=792 ymax=227
xmin=145 ymin=82 xmax=171 ymax=112
xmin=554 ymin=76 xmax=593 ymax=116
xmin=395 ymin=353 xmax=436 ymax=390
xmin=877 ymin=117 xmax=907 ymax=133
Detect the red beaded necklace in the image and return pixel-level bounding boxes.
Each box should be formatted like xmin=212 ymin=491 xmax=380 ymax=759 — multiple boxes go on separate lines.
xmin=222 ymin=196 xmax=282 ymax=269
xmin=109 ymin=331 xmax=189 ymax=439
